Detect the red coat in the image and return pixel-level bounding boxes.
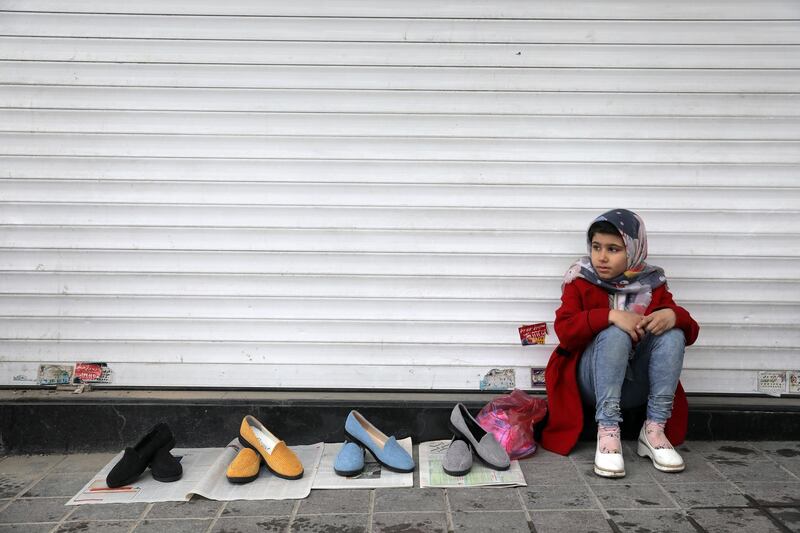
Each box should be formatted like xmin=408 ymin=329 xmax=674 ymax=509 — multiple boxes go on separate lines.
xmin=540 ymin=278 xmax=700 ymax=456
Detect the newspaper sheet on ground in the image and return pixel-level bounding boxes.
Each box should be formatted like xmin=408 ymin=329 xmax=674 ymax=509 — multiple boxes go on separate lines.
xmin=311 ymin=438 xmax=413 ymax=489
xmin=66 ymin=440 xmax=324 ymax=505
xmin=418 ymin=440 xmax=527 ymax=488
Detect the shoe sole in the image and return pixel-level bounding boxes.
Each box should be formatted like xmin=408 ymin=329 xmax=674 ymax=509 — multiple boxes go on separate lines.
xmin=343 ymin=428 xmax=414 ymax=473
xmin=334 ymin=466 xmax=365 ymax=477
xmin=447 ymin=420 xmax=510 ymax=472
xmin=442 ymin=464 xmax=472 ymax=476
xmin=226 ymin=473 xmax=259 ymax=484
xmin=637 ymin=440 xmax=685 ymax=472
xmin=238 ymin=436 xmax=304 ymax=480
xmin=593 ymin=464 xmax=625 ymax=478
xmin=151 ymin=472 xmax=182 ymax=483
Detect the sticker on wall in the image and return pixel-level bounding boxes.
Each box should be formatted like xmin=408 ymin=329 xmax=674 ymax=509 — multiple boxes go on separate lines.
xmin=519 ymin=323 xmax=548 ymax=345
xmin=73 ymin=362 xmax=113 ymax=384
xmin=788 ymin=371 xmax=800 ymax=394
xmin=37 ymin=364 xmax=74 ymax=386
xmin=479 ymin=368 xmax=516 ymax=391
xmin=757 ymin=371 xmax=786 ymax=397
xmin=530 ymin=368 xmax=546 ymax=388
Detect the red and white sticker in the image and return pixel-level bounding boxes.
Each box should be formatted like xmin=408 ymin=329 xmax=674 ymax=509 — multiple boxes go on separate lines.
xmin=74 ymin=363 xmax=105 ymax=382
xmin=519 ymin=322 xmax=548 ymax=346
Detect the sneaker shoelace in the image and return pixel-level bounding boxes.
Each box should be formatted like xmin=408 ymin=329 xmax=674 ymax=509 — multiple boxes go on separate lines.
xmin=598 ymin=425 xmax=621 ymax=454
xmin=645 ymin=420 xmax=674 ymax=450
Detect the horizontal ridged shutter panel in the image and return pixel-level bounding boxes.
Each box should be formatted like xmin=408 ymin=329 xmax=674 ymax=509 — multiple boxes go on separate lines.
xmin=1 ymin=1 xmax=798 ymax=392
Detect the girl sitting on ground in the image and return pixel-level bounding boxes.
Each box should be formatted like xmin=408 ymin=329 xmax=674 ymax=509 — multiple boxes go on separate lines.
xmin=540 ymin=209 xmax=699 ymax=478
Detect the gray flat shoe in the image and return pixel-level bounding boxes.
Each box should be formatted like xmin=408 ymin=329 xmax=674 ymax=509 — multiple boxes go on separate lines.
xmin=449 ymin=403 xmax=510 ymax=471
xmin=442 ymin=438 xmax=472 ymax=476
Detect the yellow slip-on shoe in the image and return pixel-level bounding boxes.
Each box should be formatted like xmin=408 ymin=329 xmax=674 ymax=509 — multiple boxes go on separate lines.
xmin=226 ymin=447 xmax=261 ymax=484
xmin=239 ymin=415 xmax=304 ymax=480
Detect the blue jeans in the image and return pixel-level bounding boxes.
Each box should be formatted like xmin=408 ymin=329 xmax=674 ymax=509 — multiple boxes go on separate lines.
xmin=577 ymin=325 xmax=685 ymax=426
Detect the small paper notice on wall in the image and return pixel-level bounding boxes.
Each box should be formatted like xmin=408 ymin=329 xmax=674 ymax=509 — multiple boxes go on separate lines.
xmin=757 ymin=371 xmax=787 ymax=397
xmin=38 ymin=364 xmax=74 ymax=386
xmin=519 ymin=323 xmax=548 ymax=345
xmin=530 ymin=368 xmax=546 ymax=388
xmin=479 ymin=368 xmax=516 ymax=391
xmin=788 ymin=371 xmax=800 ymax=394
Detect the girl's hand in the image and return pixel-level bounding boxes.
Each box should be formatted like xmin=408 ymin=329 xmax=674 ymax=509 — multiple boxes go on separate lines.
xmin=638 ymin=309 xmax=677 ymax=336
xmin=609 ymin=309 xmax=645 ymax=342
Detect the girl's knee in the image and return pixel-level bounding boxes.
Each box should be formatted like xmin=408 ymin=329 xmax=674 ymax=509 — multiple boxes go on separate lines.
xmin=601 ymin=325 xmax=632 ymax=342
xmin=658 ymin=328 xmax=686 ymax=349
xmin=600 ymin=325 xmax=633 ymax=348
xmin=595 ymin=326 xmax=632 ymax=362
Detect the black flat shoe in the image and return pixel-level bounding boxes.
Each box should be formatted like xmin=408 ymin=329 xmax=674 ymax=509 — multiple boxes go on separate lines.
xmin=106 ymin=423 xmax=175 ymax=488
xmin=150 ymin=445 xmax=183 ymax=482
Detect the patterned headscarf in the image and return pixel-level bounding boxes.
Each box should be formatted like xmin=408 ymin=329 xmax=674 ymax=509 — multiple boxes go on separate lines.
xmin=562 ymin=209 xmax=666 ymax=314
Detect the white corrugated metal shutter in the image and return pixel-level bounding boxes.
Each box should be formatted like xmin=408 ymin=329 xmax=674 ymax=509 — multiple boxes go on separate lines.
xmin=1 ymin=1 xmax=798 ymax=393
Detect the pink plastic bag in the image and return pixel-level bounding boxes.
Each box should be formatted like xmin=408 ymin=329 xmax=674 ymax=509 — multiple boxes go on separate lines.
xmin=476 ymin=389 xmax=547 ymax=460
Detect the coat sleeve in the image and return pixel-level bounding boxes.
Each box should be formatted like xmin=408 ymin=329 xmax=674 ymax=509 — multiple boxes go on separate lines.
xmin=554 ymin=281 xmax=610 ymax=353
xmin=649 ymin=285 xmax=700 ymax=346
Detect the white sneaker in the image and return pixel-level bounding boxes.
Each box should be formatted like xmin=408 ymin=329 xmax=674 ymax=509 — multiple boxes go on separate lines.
xmin=637 ymin=422 xmax=685 ymax=472
xmin=593 ymin=426 xmax=625 ymax=478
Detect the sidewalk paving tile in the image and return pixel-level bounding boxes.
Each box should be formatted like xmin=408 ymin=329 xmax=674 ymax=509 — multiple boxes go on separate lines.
xmin=146 ymin=498 xmax=223 ymax=519
xmin=767 ymin=507 xmax=800 ymax=531
xmin=0 ymin=498 xmax=71 ymax=523
xmin=0 ymin=475 xmax=38 ymax=499
xmin=297 ymin=488 xmax=369 ymax=514
xmin=0 ymin=456 xmax=65 ymax=475
xmin=529 ymin=510 xmax=612 ymax=533
xmin=221 ymin=499 xmax=295 ymax=517
xmin=374 ymin=488 xmax=444 ymax=512
xmin=68 ymin=502 xmax=148 ymax=521
xmin=648 ymin=454 xmax=726 ymax=483
xmin=519 ymin=460 xmax=584 ymax=485
xmin=56 ymin=520 xmax=136 ymax=533
xmin=211 ymin=516 xmax=289 ymax=533
xmin=0 ymin=524 xmax=57 ymax=533
xmin=606 ymin=510 xmax=697 ymax=533
xmin=292 ymin=513 xmax=367 ymax=532
xmin=450 ymin=510 xmax=529 ymax=532
xmin=446 ymin=487 xmax=522 ymax=512
xmin=663 ymin=482 xmax=751 ymax=508
xmin=712 ymin=459 xmax=799 ymax=483
xmin=749 ymin=441 xmax=800 ymax=458
xmin=688 ymin=508 xmax=783 ymax=533
xmin=133 ymin=518 xmax=213 ymax=533
xmin=591 ymin=483 xmax=676 ymax=510
xmin=735 ymin=481 xmax=800 ymax=506
xmin=579 ymin=457 xmax=654 ymax=485
xmin=567 ymin=442 xmax=598 ymax=463
xmin=372 ymin=512 xmax=447 ymax=533
xmin=50 ymin=453 xmax=117 ymax=474
xmin=688 ymin=441 xmax=769 ymax=462
xmin=23 ymin=472 xmax=95 ymax=497
xmin=522 ymin=484 xmax=597 ymax=510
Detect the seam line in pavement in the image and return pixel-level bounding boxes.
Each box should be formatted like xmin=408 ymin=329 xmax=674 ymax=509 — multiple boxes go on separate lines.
xmin=367 ymin=489 xmax=375 ymax=533
xmin=130 ymin=502 xmax=154 ymax=532
xmin=742 ymin=495 xmax=797 ymax=533
xmin=442 ymin=488 xmax=454 ymax=533
xmin=512 ymin=486 xmax=535 ymax=532
xmin=47 ymin=501 xmax=77 ymax=533
xmin=286 ymin=496 xmax=301 ymax=532
xmin=205 ymin=499 xmax=227 ymax=533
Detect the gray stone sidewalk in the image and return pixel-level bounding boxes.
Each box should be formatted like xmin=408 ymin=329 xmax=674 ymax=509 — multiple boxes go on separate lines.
xmin=1 ymin=440 xmax=799 ymax=533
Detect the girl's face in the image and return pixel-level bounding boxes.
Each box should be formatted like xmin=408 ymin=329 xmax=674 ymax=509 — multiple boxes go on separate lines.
xmin=590 ymin=232 xmax=627 ymax=280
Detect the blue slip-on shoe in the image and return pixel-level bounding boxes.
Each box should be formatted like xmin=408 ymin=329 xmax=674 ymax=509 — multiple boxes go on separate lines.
xmin=333 ymin=440 xmax=365 ymax=477
xmin=344 ymin=410 xmax=415 ymax=473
